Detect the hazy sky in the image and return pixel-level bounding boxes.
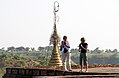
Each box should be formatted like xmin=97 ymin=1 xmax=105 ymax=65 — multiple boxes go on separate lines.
xmin=0 ymin=0 xmax=119 ymax=50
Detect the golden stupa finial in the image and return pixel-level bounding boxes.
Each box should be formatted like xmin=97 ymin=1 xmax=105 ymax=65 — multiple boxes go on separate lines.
xmin=49 ymin=1 xmax=62 ymax=66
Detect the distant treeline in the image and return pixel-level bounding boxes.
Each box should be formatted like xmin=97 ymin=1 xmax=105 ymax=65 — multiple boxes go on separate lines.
xmin=0 ymin=46 xmax=119 ymax=70
xmin=0 ymin=46 xmax=118 ymax=53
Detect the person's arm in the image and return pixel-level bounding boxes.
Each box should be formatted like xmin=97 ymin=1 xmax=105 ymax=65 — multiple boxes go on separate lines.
xmin=81 ymin=44 xmax=88 ymax=51
xmin=85 ymin=44 xmax=88 ymax=51
xmin=78 ymin=44 xmax=81 ymax=51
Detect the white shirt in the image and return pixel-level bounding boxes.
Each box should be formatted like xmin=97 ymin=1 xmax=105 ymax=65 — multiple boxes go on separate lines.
xmin=61 ymin=40 xmax=70 ymax=52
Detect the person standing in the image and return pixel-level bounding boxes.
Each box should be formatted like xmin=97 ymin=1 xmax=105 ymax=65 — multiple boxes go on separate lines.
xmin=60 ymin=36 xmax=72 ymax=71
xmin=79 ymin=37 xmax=88 ymax=72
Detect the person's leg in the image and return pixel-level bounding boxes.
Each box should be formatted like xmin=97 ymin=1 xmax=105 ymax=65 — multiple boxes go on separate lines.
xmin=67 ymin=52 xmax=72 ymax=71
xmin=62 ymin=52 xmax=67 ymax=71
xmin=85 ymin=64 xmax=88 ymax=72
xmin=84 ymin=53 xmax=88 ymax=72
xmin=80 ymin=53 xmax=83 ymax=72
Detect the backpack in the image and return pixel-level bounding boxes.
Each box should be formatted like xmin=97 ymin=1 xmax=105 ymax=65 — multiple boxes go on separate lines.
xmin=59 ymin=41 xmax=63 ymax=51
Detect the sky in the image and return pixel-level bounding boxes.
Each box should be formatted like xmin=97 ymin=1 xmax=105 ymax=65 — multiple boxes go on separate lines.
xmin=0 ymin=0 xmax=119 ymax=50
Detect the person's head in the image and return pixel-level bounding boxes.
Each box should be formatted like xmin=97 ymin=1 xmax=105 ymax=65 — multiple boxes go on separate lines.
xmin=63 ymin=36 xmax=67 ymax=41
xmin=81 ymin=37 xmax=85 ymax=43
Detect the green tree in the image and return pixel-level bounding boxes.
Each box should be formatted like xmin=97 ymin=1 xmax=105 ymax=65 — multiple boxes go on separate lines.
xmin=7 ymin=46 xmax=15 ymax=52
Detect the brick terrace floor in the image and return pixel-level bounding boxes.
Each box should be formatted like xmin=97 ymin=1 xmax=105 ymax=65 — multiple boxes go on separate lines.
xmin=73 ymin=67 xmax=119 ymax=73
xmin=33 ymin=67 xmax=119 ymax=78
